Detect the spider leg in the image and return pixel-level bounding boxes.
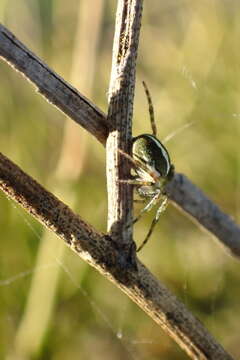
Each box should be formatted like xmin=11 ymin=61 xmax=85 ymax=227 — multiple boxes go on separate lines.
xmin=142 ymin=81 xmax=157 ymax=137
xmin=124 ymin=190 xmax=160 ymax=233
xmin=133 ymin=190 xmax=161 ymax=225
xmin=133 ymin=199 xmax=146 ymax=203
xmin=137 ymin=196 xmax=168 ymax=252
xmin=118 ymin=179 xmax=153 ymax=186
xmin=118 ymin=149 xmax=156 ymax=182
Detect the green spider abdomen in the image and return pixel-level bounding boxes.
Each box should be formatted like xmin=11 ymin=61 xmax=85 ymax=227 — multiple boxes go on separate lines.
xmin=132 ymin=134 xmax=171 ymax=178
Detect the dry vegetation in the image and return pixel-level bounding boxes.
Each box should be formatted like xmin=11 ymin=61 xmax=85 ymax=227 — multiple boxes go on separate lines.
xmin=1 ymin=1 xmax=240 ymax=359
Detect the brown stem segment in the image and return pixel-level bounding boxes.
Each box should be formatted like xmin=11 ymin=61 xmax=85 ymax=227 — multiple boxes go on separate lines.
xmin=106 ymin=0 xmax=143 ymax=251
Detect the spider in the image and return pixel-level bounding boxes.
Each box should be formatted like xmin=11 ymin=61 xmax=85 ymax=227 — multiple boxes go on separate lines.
xmin=122 ymin=82 xmax=174 ymax=252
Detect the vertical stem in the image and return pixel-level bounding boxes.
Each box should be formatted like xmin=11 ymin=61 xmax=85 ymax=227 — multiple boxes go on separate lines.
xmin=106 ymin=0 xmax=143 ymax=253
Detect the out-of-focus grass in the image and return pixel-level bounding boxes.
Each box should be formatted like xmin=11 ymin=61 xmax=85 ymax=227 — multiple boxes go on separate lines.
xmin=1 ymin=1 xmax=240 ymax=359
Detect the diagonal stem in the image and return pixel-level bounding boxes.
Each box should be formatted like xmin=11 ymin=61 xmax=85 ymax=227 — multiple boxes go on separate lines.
xmin=0 ymin=151 xmax=234 ymax=360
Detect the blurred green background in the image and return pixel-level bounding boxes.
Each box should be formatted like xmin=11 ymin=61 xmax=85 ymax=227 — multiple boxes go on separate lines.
xmin=1 ymin=0 xmax=240 ymax=359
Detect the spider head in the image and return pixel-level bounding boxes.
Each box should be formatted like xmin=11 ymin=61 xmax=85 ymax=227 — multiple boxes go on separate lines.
xmin=132 ymin=134 xmax=174 ymax=185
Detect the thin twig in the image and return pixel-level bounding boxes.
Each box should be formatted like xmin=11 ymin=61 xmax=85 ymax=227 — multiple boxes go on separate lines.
xmin=0 ymin=23 xmax=240 ymax=257
xmin=0 ymin=152 xmax=234 ymax=360
xmin=106 ymin=0 xmax=143 ymax=253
